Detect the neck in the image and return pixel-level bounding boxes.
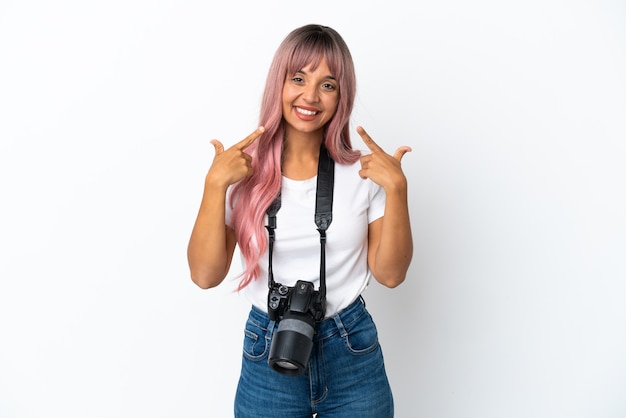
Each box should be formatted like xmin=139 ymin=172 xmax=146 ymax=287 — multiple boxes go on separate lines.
xmin=282 ymin=131 xmax=324 ymax=180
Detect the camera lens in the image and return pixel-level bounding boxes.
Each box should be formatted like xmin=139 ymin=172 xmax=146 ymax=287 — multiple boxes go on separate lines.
xmin=273 ymin=361 xmax=298 ymax=370
xmin=268 ymin=312 xmax=315 ymax=376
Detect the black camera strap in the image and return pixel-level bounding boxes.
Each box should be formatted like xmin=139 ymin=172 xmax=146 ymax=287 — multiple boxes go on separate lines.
xmin=265 ymin=143 xmax=335 ymax=307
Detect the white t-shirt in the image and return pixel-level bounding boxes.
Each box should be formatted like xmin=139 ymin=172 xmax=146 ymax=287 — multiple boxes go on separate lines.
xmin=226 ymin=159 xmax=386 ymax=317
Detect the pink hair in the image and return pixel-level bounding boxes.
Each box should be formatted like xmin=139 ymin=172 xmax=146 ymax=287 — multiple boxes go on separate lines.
xmin=231 ymin=24 xmax=360 ymax=290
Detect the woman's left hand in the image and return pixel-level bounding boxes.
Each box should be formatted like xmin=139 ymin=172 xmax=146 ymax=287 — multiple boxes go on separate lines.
xmin=357 ymin=126 xmax=412 ymax=191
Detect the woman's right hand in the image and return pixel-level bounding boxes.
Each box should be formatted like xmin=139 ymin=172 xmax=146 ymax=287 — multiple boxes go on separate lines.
xmin=206 ymin=126 xmax=265 ymax=189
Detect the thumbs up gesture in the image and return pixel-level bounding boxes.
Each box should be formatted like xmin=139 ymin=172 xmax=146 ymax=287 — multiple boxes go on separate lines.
xmin=357 ymin=126 xmax=411 ymax=191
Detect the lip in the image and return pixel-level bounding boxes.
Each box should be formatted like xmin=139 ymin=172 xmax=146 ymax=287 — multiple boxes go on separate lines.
xmin=293 ymin=106 xmax=320 ymax=121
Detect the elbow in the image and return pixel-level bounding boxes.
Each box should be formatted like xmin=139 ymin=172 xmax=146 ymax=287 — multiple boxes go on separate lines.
xmin=371 ymin=265 xmax=407 ymax=288
xmin=192 ymin=278 xmax=215 ymax=290
xmin=385 ymin=277 xmax=405 ymax=289
xmin=371 ymin=258 xmax=411 ymax=289
xmin=376 ymin=273 xmax=406 ymax=289
xmin=189 ymin=269 xmax=224 ymax=289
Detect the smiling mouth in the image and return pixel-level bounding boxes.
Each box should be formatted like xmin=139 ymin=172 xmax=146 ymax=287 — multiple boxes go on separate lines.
xmin=295 ymin=107 xmax=318 ymax=116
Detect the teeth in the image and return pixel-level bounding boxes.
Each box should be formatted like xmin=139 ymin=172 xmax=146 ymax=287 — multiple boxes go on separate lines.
xmin=296 ymin=107 xmax=317 ymax=116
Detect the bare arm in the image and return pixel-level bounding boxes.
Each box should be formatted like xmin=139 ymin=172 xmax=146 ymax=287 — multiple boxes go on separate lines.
xmin=187 ymin=182 xmax=237 ymax=289
xmin=187 ymin=127 xmax=264 ymax=289
xmin=357 ymin=126 xmax=413 ymax=288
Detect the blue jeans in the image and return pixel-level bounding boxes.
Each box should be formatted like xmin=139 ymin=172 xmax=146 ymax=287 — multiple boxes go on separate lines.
xmin=234 ymin=297 xmax=394 ymax=417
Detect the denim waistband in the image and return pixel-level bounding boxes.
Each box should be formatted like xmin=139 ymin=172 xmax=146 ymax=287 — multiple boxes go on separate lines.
xmin=248 ymin=296 xmax=367 ymax=341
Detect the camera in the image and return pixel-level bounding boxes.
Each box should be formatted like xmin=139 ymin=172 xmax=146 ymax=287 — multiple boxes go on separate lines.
xmin=267 ymin=280 xmax=325 ymax=375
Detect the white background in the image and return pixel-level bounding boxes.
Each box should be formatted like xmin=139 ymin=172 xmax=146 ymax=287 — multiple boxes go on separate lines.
xmin=1 ymin=0 xmax=625 ymax=417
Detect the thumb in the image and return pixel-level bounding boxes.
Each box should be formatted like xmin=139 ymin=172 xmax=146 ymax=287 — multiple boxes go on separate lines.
xmin=393 ymin=146 xmax=412 ymax=162
xmin=210 ymin=139 xmax=224 ymax=155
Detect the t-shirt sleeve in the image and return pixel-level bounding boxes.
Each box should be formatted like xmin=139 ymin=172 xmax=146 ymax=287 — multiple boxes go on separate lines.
xmin=368 ymin=182 xmax=386 ymax=223
xmin=225 ymin=186 xmax=234 ymax=228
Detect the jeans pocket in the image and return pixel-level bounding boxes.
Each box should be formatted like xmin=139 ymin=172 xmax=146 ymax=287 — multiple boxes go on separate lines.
xmin=343 ymin=310 xmax=380 ymax=355
xmin=242 ymin=318 xmax=271 ymax=361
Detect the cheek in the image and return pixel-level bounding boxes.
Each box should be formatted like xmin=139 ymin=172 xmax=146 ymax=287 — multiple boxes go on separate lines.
xmin=325 ymin=99 xmax=339 ymax=119
xmin=281 ymin=99 xmax=289 ymax=115
xmin=327 ymin=92 xmax=339 ymax=110
xmin=281 ymin=91 xmax=292 ymax=115
xmin=281 ymin=85 xmax=292 ymax=108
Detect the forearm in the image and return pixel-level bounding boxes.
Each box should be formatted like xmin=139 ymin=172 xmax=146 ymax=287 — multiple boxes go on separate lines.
xmin=187 ymin=182 xmax=234 ymax=289
xmin=372 ymin=185 xmax=413 ymax=287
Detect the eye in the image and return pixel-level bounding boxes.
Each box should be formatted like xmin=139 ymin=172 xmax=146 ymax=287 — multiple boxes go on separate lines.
xmin=322 ymin=82 xmax=337 ymax=91
xmin=291 ymin=76 xmax=304 ymax=83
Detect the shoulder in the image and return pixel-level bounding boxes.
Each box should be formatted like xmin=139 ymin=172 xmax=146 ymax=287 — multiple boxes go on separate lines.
xmin=334 ymin=155 xmax=384 ymax=197
xmin=334 ymin=153 xmax=362 ymax=176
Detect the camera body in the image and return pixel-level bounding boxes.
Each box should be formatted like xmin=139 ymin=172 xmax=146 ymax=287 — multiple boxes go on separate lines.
xmin=268 ymin=280 xmax=324 ymax=322
xmin=267 ymin=280 xmax=325 ymax=375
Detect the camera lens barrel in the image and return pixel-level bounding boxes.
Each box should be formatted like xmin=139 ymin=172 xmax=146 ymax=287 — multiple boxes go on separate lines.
xmin=268 ymin=312 xmax=315 ymax=376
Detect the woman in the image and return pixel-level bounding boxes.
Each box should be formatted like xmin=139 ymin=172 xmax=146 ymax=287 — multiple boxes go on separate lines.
xmin=187 ymin=24 xmax=412 ymax=417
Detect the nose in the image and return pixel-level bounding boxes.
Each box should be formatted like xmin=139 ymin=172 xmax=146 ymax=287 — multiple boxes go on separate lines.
xmin=302 ymin=84 xmax=319 ymax=103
